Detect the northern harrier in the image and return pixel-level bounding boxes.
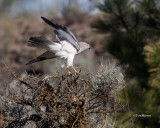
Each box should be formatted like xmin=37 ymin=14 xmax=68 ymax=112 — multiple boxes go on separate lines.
xmin=26 ymin=17 xmax=90 ymax=74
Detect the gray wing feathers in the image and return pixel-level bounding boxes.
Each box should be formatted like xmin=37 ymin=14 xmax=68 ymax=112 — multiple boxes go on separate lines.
xmin=41 ymin=16 xmax=80 ymax=51
xmin=54 ymin=29 xmax=80 ymax=50
xmin=26 ymin=51 xmax=56 ymax=65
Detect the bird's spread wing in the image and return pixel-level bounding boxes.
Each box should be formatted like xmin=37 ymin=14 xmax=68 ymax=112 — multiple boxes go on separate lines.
xmin=41 ymin=16 xmax=80 ymax=51
xmin=26 ymin=51 xmax=56 ymax=65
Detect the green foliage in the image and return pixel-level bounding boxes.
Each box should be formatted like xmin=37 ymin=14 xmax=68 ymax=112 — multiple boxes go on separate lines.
xmin=142 ymin=43 xmax=160 ymax=126
xmin=104 ymin=31 xmax=148 ymax=86
xmin=92 ymin=0 xmax=151 ymax=87
xmin=144 ymin=43 xmax=160 ymax=87
xmin=92 ymin=0 xmax=160 ymax=127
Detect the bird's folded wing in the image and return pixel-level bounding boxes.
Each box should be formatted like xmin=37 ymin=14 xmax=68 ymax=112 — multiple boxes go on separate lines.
xmin=41 ymin=17 xmax=80 ymax=51
xmin=26 ymin=51 xmax=56 ymax=65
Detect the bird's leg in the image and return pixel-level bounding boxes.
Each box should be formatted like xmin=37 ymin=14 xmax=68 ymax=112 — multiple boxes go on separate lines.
xmin=72 ymin=65 xmax=80 ymax=75
xmin=67 ymin=68 xmax=72 ymax=76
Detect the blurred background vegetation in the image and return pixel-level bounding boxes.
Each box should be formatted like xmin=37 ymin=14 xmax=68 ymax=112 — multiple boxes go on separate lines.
xmin=0 ymin=0 xmax=160 ymax=127
xmin=93 ymin=0 xmax=160 ymax=127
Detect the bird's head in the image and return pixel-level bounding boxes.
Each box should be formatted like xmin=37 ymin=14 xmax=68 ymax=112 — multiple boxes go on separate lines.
xmin=77 ymin=42 xmax=90 ymax=54
xmin=84 ymin=42 xmax=90 ymax=49
xmin=81 ymin=42 xmax=90 ymax=49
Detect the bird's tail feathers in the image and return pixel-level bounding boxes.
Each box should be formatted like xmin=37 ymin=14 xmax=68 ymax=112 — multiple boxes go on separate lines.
xmin=27 ymin=36 xmax=55 ymax=49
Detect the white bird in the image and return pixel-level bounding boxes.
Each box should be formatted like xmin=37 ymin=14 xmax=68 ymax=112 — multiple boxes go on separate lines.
xmin=26 ymin=17 xmax=90 ymax=74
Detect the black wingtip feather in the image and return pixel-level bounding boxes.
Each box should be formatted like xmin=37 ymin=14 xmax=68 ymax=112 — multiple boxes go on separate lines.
xmin=26 ymin=58 xmax=44 ymax=65
xmin=26 ymin=51 xmax=56 ymax=65
xmin=26 ymin=60 xmax=33 ymax=65
xmin=41 ymin=16 xmax=58 ymax=29
xmin=26 ymin=62 xmax=30 ymax=65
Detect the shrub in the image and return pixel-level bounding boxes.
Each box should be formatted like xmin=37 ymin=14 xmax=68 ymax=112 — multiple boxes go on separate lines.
xmin=1 ymin=63 xmax=124 ymax=127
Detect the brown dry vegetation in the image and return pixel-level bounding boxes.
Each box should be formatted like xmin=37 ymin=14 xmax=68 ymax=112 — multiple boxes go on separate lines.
xmin=0 ymin=62 xmax=124 ymax=127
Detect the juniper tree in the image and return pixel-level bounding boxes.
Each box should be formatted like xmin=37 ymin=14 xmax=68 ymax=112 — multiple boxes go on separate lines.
xmin=92 ymin=0 xmax=160 ymax=127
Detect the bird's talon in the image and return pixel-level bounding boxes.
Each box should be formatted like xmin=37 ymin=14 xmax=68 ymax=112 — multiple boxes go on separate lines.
xmin=75 ymin=71 xmax=80 ymax=75
xmin=72 ymin=66 xmax=80 ymax=75
xmin=68 ymin=71 xmax=72 ymax=76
